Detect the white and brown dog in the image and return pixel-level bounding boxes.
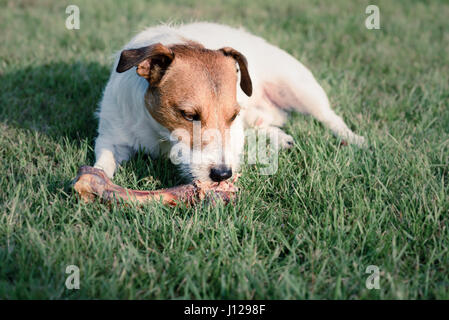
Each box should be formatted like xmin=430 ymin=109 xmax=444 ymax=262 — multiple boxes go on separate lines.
xmin=94 ymin=22 xmax=365 ymax=182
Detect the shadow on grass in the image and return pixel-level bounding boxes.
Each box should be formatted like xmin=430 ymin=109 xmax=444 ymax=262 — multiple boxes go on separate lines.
xmin=0 ymin=61 xmax=107 ymax=142
xmin=0 ymin=61 xmax=182 ymax=189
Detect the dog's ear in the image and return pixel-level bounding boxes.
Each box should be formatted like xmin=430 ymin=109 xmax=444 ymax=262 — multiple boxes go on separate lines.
xmin=219 ymin=47 xmax=252 ymax=96
xmin=116 ymin=43 xmax=174 ymax=86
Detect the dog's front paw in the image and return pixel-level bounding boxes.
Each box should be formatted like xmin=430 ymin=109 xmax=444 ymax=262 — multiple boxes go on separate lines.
xmin=94 ymin=163 xmax=115 ymax=179
xmin=346 ymin=134 xmax=367 ymax=148
xmin=263 ymin=126 xmax=295 ymax=149
xmin=278 ymin=131 xmax=295 ymax=149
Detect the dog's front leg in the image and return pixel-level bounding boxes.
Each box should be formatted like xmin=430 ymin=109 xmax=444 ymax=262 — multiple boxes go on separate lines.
xmin=94 ymin=137 xmax=132 ymax=178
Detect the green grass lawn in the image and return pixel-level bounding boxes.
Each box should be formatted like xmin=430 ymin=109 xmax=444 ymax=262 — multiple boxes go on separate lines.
xmin=0 ymin=0 xmax=448 ymax=299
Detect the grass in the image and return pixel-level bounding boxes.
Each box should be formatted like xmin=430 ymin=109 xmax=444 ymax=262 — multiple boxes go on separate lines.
xmin=0 ymin=0 xmax=448 ymax=299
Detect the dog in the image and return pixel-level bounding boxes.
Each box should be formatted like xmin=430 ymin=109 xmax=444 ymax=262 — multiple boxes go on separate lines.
xmin=94 ymin=22 xmax=365 ymax=182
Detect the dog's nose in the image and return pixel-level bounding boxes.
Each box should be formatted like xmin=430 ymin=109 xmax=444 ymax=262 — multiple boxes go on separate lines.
xmin=209 ymin=165 xmax=232 ymax=182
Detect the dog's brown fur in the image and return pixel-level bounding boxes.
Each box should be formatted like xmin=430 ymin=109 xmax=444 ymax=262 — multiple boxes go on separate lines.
xmin=116 ymin=42 xmax=252 ymax=149
xmin=142 ymin=44 xmax=244 ymax=149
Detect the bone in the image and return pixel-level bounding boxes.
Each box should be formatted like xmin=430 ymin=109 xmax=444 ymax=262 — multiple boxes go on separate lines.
xmin=72 ymin=166 xmax=238 ymax=207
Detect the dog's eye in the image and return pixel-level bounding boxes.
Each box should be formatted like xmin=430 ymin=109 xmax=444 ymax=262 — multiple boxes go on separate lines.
xmin=181 ymin=110 xmax=200 ymax=122
xmin=230 ymin=112 xmax=239 ymax=122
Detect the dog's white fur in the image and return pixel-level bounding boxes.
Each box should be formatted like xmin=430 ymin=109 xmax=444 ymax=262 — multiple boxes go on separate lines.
xmin=94 ymin=22 xmax=365 ymax=180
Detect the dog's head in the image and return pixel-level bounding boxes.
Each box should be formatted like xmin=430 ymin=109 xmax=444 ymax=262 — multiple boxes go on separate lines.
xmin=116 ymin=42 xmax=252 ymax=182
